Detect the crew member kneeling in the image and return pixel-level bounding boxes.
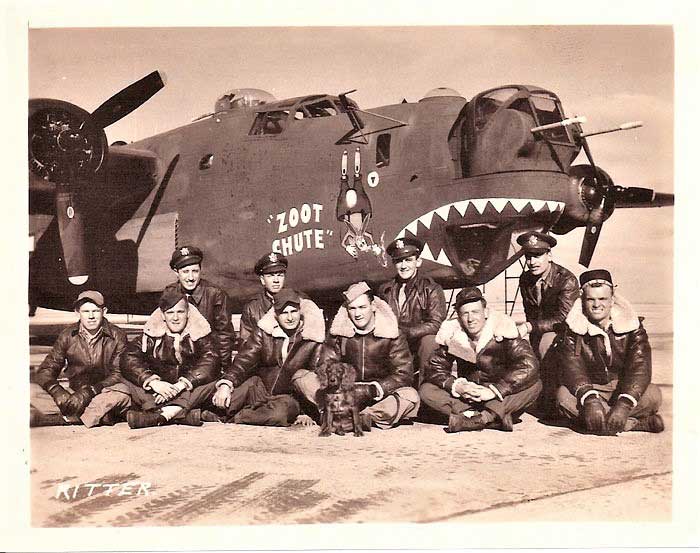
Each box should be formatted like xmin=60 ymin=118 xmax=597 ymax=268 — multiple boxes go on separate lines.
xmin=320 ymin=282 xmax=420 ymax=430
xmin=553 ymin=270 xmax=664 ymax=435
xmin=107 ymin=289 xmax=221 ymax=428
xmin=420 ymin=287 xmax=541 ymax=432
xmin=209 ymin=289 xmax=324 ymax=426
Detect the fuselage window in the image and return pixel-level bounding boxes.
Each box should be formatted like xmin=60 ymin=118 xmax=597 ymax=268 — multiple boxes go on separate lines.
xmin=376 ymin=133 xmax=391 ymax=167
xmin=249 ymin=110 xmax=290 ymax=135
xmin=294 ymin=100 xmax=338 ymax=120
xmin=530 ymin=94 xmax=571 ymax=143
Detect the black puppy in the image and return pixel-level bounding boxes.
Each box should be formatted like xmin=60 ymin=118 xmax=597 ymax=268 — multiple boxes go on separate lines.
xmin=317 ymin=361 xmax=364 ymax=437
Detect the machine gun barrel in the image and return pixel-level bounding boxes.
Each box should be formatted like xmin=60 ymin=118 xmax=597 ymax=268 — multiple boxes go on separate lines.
xmin=580 ymin=121 xmax=643 ymax=138
xmin=530 ymin=115 xmax=587 ymax=133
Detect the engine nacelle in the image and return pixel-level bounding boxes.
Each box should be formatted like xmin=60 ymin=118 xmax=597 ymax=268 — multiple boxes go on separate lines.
xmin=551 ymin=164 xmax=616 ymax=234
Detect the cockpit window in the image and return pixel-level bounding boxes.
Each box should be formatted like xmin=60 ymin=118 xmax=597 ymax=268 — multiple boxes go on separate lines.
xmin=474 ymin=87 xmax=519 ymax=130
xmin=294 ymin=100 xmax=339 ymax=120
xmin=249 ymin=110 xmax=290 ymax=135
xmin=530 ymin=93 xmax=570 ymax=143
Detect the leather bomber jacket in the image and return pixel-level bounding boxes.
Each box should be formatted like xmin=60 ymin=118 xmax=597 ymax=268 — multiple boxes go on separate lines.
xmin=223 ymin=327 xmax=323 ymax=395
xmin=555 ymin=323 xmax=652 ymax=403
xmin=424 ymin=336 xmax=540 ymax=398
xmin=164 ymin=279 xmax=236 ymax=369
xmin=322 ymin=332 xmax=414 ymax=395
xmin=239 ymin=291 xmax=273 ymax=345
xmin=377 ymin=275 xmax=446 ymax=342
xmin=519 ymin=262 xmax=579 ymax=336
xmin=34 ymin=320 xmax=128 ymax=392
xmin=121 ymin=333 xmax=220 ymax=389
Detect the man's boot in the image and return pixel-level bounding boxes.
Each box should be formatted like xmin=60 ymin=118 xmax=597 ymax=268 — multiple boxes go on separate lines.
xmin=30 ymin=409 xmax=66 ymax=427
xmin=630 ymin=414 xmax=665 ymax=433
xmin=200 ymin=410 xmax=223 ymax=423
xmin=446 ymin=412 xmax=490 ymax=433
xmin=175 ymin=409 xmax=203 ymax=427
xmin=126 ymin=410 xmax=167 ymax=429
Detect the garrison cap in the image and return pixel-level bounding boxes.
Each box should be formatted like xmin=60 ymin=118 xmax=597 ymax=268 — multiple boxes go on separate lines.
xmin=343 ymin=281 xmax=372 ymax=304
xmin=579 ymin=269 xmax=614 ymax=289
xmin=273 ymin=289 xmax=301 ymax=314
xmin=386 ymin=237 xmax=424 ymax=262
xmin=170 ymin=245 xmax=204 ymax=270
xmin=454 ymin=287 xmax=485 ymax=310
xmin=159 ymin=289 xmax=188 ymax=312
xmin=74 ymin=290 xmax=105 ymax=309
xmin=254 ymin=252 xmax=288 ymax=275
xmin=517 ymin=231 xmax=557 ymax=254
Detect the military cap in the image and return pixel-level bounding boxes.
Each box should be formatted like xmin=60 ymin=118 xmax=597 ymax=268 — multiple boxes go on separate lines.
xmin=254 ymin=252 xmax=288 ymax=275
xmin=343 ymin=281 xmax=372 ymax=304
xmin=73 ymin=290 xmax=105 ymax=309
xmin=517 ymin=231 xmax=557 ymax=254
xmin=170 ymin=245 xmax=204 ymax=270
xmin=159 ymin=289 xmax=188 ymax=312
xmin=386 ymin=237 xmax=424 ymax=262
xmin=579 ymin=269 xmax=614 ymax=289
xmin=273 ymin=289 xmax=301 ymax=314
xmin=454 ymin=287 xmax=485 ymax=310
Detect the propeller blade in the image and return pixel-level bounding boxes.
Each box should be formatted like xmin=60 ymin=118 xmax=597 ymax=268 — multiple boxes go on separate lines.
xmin=55 ymin=189 xmax=88 ymax=285
xmin=614 ymin=186 xmax=675 ymax=208
xmin=578 ymin=205 xmax=605 ymax=267
xmin=579 ymin=215 xmax=604 ymax=267
xmin=90 ymin=70 xmax=165 ymax=129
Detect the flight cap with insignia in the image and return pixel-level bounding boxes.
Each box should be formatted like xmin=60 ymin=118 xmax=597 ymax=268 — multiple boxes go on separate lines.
xmin=74 ymin=290 xmax=105 ymax=309
xmin=579 ymin=269 xmax=614 ymax=289
xmin=516 ymin=231 xmax=557 ymax=255
xmin=273 ymin=289 xmax=302 ymax=314
xmin=386 ymin=236 xmax=424 ymax=262
xmin=159 ymin=289 xmax=188 ymax=312
xmin=454 ymin=287 xmax=486 ymax=310
xmin=255 ymin=252 xmax=288 ymax=275
xmin=170 ymin=245 xmax=204 ymax=270
xmin=343 ymin=281 xmax=372 ymax=305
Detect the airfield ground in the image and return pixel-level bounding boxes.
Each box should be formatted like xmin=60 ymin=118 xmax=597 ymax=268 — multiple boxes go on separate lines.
xmin=28 ymin=334 xmax=673 ymax=527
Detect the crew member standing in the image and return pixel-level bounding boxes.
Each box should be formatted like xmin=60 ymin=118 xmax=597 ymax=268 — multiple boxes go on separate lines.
xmin=516 ymin=231 xmax=578 ymax=415
xmin=239 ymin=252 xmax=289 ymax=344
xmin=378 ymin=237 xmax=446 ymax=386
xmin=164 ymin=245 xmax=235 ymax=370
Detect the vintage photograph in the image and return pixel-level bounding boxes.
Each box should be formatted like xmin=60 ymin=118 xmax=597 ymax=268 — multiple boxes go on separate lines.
xmin=16 ymin=15 xmax=687 ymax=547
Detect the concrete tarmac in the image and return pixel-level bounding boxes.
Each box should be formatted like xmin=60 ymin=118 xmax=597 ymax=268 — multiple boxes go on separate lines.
xmin=29 ymin=337 xmax=673 ymax=527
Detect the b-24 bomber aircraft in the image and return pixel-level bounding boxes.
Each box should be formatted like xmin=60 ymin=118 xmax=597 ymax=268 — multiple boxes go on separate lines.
xmin=28 ymin=71 xmax=673 ymax=315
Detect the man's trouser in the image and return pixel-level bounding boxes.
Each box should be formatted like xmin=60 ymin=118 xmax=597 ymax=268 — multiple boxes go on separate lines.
xmin=80 ymin=380 xmax=216 ymax=428
xmin=292 ymin=369 xmax=420 ymax=429
xmin=212 ymin=376 xmax=300 ymax=426
xmin=419 ymin=380 xmax=542 ymax=431
xmin=556 ymin=381 xmax=662 ymax=430
xmin=531 ymin=331 xmax=558 ymax=415
xmin=408 ymin=334 xmax=437 ymax=388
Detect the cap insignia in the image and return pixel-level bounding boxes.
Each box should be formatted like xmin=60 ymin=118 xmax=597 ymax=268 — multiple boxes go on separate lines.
xmin=269 ymin=253 xmax=278 ymax=263
xmin=180 ymin=247 xmax=190 ymax=256
xmin=395 ymin=239 xmax=404 ymax=249
xmin=528 ymin=235 xmax=539 ymax=246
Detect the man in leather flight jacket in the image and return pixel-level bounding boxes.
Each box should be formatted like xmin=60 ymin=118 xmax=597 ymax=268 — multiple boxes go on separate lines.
xmin=420 ymin=287 xmax=542 ymax=432
xmin=210 ymin=289 xmax=325 ymax=426
xmin=319 ymin=282 xmax=420 ymax=430
xmin=377 ymin=237 xmax=446 ymax=386
xmin=553 ymin=269 xmax=664 ymax=435
xmin=163 ymin=245 xmax=235 ymax=370
xmin=31 ymin=290 xmax=128 ymax=427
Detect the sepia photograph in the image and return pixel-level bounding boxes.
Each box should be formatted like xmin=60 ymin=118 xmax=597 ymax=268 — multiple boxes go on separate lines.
xmin=4 ymin=2 xmax=698 ymax=551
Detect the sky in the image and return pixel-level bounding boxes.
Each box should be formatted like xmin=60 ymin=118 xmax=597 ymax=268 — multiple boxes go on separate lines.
xmin=26 ymin=24 xmax=675 ymax=304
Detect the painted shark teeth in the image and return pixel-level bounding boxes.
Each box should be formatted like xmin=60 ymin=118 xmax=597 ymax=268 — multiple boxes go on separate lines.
xmin=396 ymin=198 xmax=565 ymax=266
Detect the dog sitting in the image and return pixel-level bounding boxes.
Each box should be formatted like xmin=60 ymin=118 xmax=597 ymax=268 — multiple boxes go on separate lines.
xmin=316 ymin=361 xmax=364 ymax=437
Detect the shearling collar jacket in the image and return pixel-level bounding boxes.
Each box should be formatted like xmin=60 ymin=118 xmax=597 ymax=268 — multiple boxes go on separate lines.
xmin=323 ymin=297 xmax=413 ymax=394
xmin=554 ymin=294 xmax=652 ymax=403
xmin=424 ymin=311 xmax=540 ymax=398
xmin=163 ymin=278 xmax=236 ymax=369
xmin=377 ymin=274 xmax=446 ymax=343
xmin=34 ymin=319 xmax=128 ymax=392
xmin=121 ymin=305 xmax=220 ymax=389
xmin=519 ymin=262 xmax=579 ymax=337
xmin=222 ymin=299 xmax=325 ymax=395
